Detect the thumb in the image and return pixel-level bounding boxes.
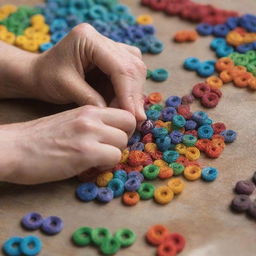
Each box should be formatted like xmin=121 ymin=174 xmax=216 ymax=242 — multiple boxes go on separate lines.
xmin=63 ymin=73 xmax=107 ymax=107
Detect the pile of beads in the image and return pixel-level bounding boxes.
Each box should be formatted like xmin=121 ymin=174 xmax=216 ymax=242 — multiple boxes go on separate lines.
xmin=174 ymin=30 xmax=198 ymax=43
xmin=3 ymin=235 xmax=42 ymax=256
xmin=231 ymin=172 xmax=256 ymax=219
xmin=72 ymin=226 xmax=136 ymax=255
xmin=21 ymin=212 xmax=64 ymax=235
xmin=36 ymin=0 xmax=163 ymax=54
xmin=76 ymin=93 xmax=234 ymax=206
xmin=141 ymin=0 xmax=238 ymax=25
xmin=146 ymin=224 xmax=185 ymax=256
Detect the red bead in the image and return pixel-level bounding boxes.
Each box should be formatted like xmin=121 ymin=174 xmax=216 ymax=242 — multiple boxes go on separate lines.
xmin=184 ymin=130 xmax=198 ymax=137
xmin=142 ymin=133 xmax=154 ymax=143
xmin=192 ymin=82 xmax=211 ymax=98
xmin=149 ymin=0 xmax=168 ymax=11
xmin=210 ymin=88 xmax=222 ymax=98
xmin=177 ymin=105 xmax=192 ymax=119
xmin=212 ymin=122 xmax=226 ymax=134
xmin=163 ymin=233 xmax=186 ymax=253
xmin=165 ymin=2 xmax=183 ymax=15
xmin=201 ymin=92 xmax=219 ymax=108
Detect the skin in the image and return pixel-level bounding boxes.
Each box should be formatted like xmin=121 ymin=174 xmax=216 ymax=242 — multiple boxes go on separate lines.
xmin=0 ymin=23 xmax=147 ymax=184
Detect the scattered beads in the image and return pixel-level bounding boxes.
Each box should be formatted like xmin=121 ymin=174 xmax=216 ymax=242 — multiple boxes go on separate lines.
xmin=21 ymin=212 xmax=43 ymax=231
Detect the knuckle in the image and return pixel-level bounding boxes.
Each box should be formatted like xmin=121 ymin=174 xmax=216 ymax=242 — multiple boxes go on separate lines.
xmin=80 ymin=105 xmax=98 ymax=116
xmin=130 ymin=46 xmax=142 ymax=58
xmin=124 ymin=111 xmax=136 ymax=128
xmin=71 ymin=23 xmax=95 ymax=37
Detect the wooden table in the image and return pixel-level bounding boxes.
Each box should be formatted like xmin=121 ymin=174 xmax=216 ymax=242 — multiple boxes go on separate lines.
xmin=0 ymin=1 xmax=256 ymax=255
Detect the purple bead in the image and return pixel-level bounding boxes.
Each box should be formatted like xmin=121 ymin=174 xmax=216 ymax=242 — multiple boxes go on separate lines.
xmin=169 ymin=130 xmax=183 ymax=144
xmin=128 ymin=171 xmax=144 ymax=183
xmin=235 ymin=180 xmax=255 ymax=195
xmin=130 ymin=142 xmax=145 ymax=151
xmin=124 ymin=178 xmax=141 ymax=192
xmin=161 ymin=107 xmax=177 ymax=121
xmin=140 ymin=120 xmax=155 ymax=134
xmin=41 ymin=216 xmax=64 ymax=235
xmin=165 ymin=96 xmax=181 ymax=108
xmin=128 ymin=131 xmax=141 ymax=145
xmin=185 ymin=120 xmax=197 ymax=130
xmin=21 ymin=212 xmax=43 ymax=230
xmin=97 ymin=187 xmax=114 ymax=203
xmin=231 ymin=195 xmax=251 ymax=212
xmin=181 ymin=94 xmax=195 ymax=105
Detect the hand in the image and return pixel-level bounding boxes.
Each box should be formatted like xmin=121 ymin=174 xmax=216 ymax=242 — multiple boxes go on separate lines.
xmin=0 ymin=105 xmax=136 ymax=184
xmin=33 ymin=23 xmax=147 ymax=121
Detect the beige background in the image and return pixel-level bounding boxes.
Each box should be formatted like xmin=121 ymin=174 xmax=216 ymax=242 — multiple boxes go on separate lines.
xmin=0 ymin=0 xmax=256 ymax=255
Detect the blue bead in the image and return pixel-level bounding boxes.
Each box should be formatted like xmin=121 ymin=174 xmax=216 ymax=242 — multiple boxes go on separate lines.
xmin=152 ymin=127 xmax=168 ymax=139
xmin=212 ymin=24 xmax=230 ymax=37
xmin=97 ymin=187 xmax=114 ymax=203
xmin=41 ymin=216 xmax=63 ymax=235
xmin=114 ymin=170 xmax=127 ymax=183
xmin=220 ymin=130 xmax=237 ymax=143
xmin=128 ymin=131 xmax=141 ymax=145
xmin=88 ymin=5 xmax=108 ymax=20
xmin=130 ymin=142 xmax=145 ymax=151
xmin=127 ymin=26 xmax=144 ymax=41
xmin=107 ymin=178 xmax=125 ymax=197
xmin=172 ymin=114 xmax=186 ymax=128
xmin=51 ymin=31 xmax=67 ymax=43
xmin=56 ymin=7 xmax=68 ymax=17
xmin=121 ymin=13 xmax=136 ymax=25
xmin=239 ymin=14 xmax=256 ymax=32
xmin=161 ymin=107 xmax=177 ymax=121
xmin=226 ymin=17 xmax=239 ymax=29
xmin=202 ymin=117 xmax=213 ymax=125
xmin=39 ymin=42 xmax=54 ymax=52
xmin=198 ymin=125 xmax=214 ymax=139
xmin=125 ymin=178 xmax=141 ymax=191
xmin=162 ymin=150 xmax=179 ymax=164
xmin=112 ymin=4 xmax=129 ymax=16
xmin=156 ymin=136 xmax=171 ymax=151
xmin=192 ymin=111 xmax=208 ymax=125
xmin=183 ymin=57 xmax=200 ymax=71
xmin=169 ymin=130 xmax=183 ymax=144
xmin=149 ymin=39 xmax=164 ymax=54
xmin=69 ymin=0 xmax=86 ymax=9
xmin=66 ymin=15 xmax=82 ymax=27
xmin=105 ymin=12 xmax=118 ymax=23
xmin=197 ymin=62 xmax=215 ymax=77
xmin=196 ymin=23 xmax=213 ymax=36
xmin=21 ymin=212 xmax=43 ymax=230
xmin=216 ymin=44 xmax=234 ymax=57
xmin=76 ymin=182 xmax=98 ymax=202
xmin=165 ymin=96 xmax=181 ymax=108
xmin=141 ymin=25 xmax=155 ymax=35
xmin=210 ymin=38 xmax=227 ymax=50
xmin=236 ymin=43 xmax=254 ymax=53
xmin=3 ymin=237 xmax=22 ymax=256
xmin=146 ymin=109 xmax=161 ymax=121
xmin=202 ymin=167 xmax=218 ymax=182
xmin=20 ymin=236 xmax=42 ymax=256
xmin=128 ymin=171 xmax=144 ymax=182
xmin=185 ymin=120 xmax=197 ymax=130
xmin=135 ymin=39 xmax=149 ymax=53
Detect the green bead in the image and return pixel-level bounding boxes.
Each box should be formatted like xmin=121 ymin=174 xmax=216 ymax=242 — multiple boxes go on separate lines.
xmin=233 ymin=54 xmax=249 ymax=66
xmin=182 ymin=134 xmax=197 ymax=146
xmin=138 ymin=183 xmax=155 ymax=200
xmin=146 ymin=69 xmax=152 ymax=79
xmin=151 ymin=68 xmax=169 ymax=82
xmin=142 ymin=165 xmax=160 ymax=180
xmin=114 ymin=229 xmax=136 ymax=247
xmin=170 ymin=162 xmax=185 ymax=175
xmin=228 ymin=52 xmax=240 ymax=60
xmin=172 ymin=114 xmax=186 ymax=128
xmin=150 ymin=104 xmax=163 ymax=111
xmin=247 ymin=63 xmax=256 ymax=76
xmin=100 ymin=237 xmax=121 ymax=255
xmin=91 ymin=228 xmax=112 ymax=246
xmin=72 ymin=227 xmax=93 ymax=246
xmin=245 ymin=50 xmax=256 ymax=61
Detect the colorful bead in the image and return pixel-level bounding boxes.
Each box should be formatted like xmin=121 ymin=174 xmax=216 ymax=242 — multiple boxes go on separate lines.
xmin=184 ymin=165 xmax=202 ymax=181
xmin=192 ymin=83 xmax=211 ymax=98
xmin=41 ymin=216 xmax=63 ymax=235
xmin=122 ymin=191 xmax=140 ymax=206
xmin=151 ymin=68 xmax=169 ymax=82
xmin=197 ymin=61 xmax=215 ymax=77
xmin=97 ymin=187 xmax=114 ymax=203
xmin=167 ymin=178 xmax=185 ymax=194
xmin=113 ymin=170 xmax=127 ymax=183
xmin=235 ymin=180 xmax=255 ymax=195
xmin=114 ymin=228 xmax=136 ymax=247
xmin=185 ymin=147 xmax=200 ymax=161
xmin=220 ymin=129 xmax=237 ymax=143
xmin=72 ymin=227 xmax=92 ymax=246
xmin=201 ymin=167 xmax=218 ymax=181
xmin=107 ymin=178 xmax=125 ymax=197
xmin=100 ymin=237 xmax=121 ymax=255
xmin=198 ymin=125 xmax=214 ymax=139
xmin=170 ymin=162 xmax=185 ymax=176
xmin=125 ymin=178 xmax=141 ymax=191
xmin=154 ymin=185 xmax=174 ymax=204
xmin=163 ymin=233 xmax=186 ymax=253
xmin=2 ymin=237 xmax=22 ymax=256
xmin=91 ymin=228 xmax=112 ymax=246
xmin=138 ymin=182 xmax=155 ymax=200
xmin=21 ymin=212 xmax=43 ymax=231
xmin=182 ymin=134 xmax=197 ymax=146
xmin=20 ymin=236 xmax=42 ymax=256
xmin=175 ymin=144 xmax=187 ymax=154
xmin=146 ymin=225 xmax=169 ymax=246
xmin=162 ymin=150 xmax=179 ymax=164
xmin=172 ymin=115 xmax=186 ymax=128
xmin=76 ymin=182 xmax=98 ymax=202
xmin=96 ymin=171 xmax=114 ymax=187
xmin=231 ymin=195 xmax=251 ymax=212
xmin=142 ymin=164 xmax=160 ymax=179
xmin=157 ymin=241 xmax=177 ymax=256
xmin=183 ymin=57 xmax=200 ymax=71
xmin=158 ymin=166 xmax=173 ymax=179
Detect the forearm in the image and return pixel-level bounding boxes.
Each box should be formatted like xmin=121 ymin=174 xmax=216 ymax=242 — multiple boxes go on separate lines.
xmin=0 ymin=41 xmax=39 ymax=99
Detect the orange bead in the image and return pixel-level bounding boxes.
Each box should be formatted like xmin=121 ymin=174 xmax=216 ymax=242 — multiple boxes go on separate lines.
xmin=215 ymin=57 xmax=234 ymax=72
xmin=120 ymin=148 xmax=129 ymax=163
xmin=219 ymin=70 xmax=233 ymax=83
xmin=233 ymin=72 xmax=252 ymax=88
xmin=145 ymin=143 xmax=157 ymax=153
xmin=148 ymin=92 xmax=162 ymax=104
xmin=248 ymin=77 xmax=256 ymax=90
xmin=158 ymin=166 xmax=173 ymax=179
xmin=122 ymin=192 xmax=140 ymax=206
xmin=206 ymin=76 xmax=223 ymax=89
xmin=146 ymin=225 xmax=170 ymax=246
xmin=230 ymin=66 xmax=247 ymax=77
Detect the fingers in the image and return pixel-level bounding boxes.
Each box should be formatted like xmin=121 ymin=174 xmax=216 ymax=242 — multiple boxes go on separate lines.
xmin=61 ymin=71 xmax=107 ymax=107
xmin=76 ymin=24 xmax=146 ymax=121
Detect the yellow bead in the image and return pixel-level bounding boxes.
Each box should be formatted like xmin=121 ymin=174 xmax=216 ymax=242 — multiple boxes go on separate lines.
xmin=30 ymin=14 xmax=45 ymax=25
xmin=163 ymin=121 xmax=172 ymax=132
xmin=0 ymin=25 xmax=7 ymax=32
xmin=184 ymin=165 xmax=202 ymax=181
xmin=137 ymin=14 xmax=153 ymax=25
xmin=175 ymin=144 xmax=187 ymax=154
xmin=33 ymin=24 xmax=50 ymax=34
xmin=185 ymin=147 xmax=200 ymax=161
xmin=24 ymin=27 xmax=37 ymax=37
xmin=145 ymin=143 xmax=157 ymax=153
xmin=154 ymin=159 xmax=168 ymax=167
xmin=120 ymin=148 xmax=129 ymax=163
xmin=15 ymin=35 xmax=28 ymax=47
xmin=226 ymin=31 xmax=244 ymax=46
xmin=0 ymin=31 xmax=15 ymax=44
xmin=1 ymin=4 xmax=17 ymax=15
xmin=22 ymin=40 xmax=39 ymax=52
xmin=167 ymin=178 xmax=185 ymax=194
xmin=154 ymin=185 xmax=174 ymax=204
xmin=96 ymin=171 xmax=113 ymax=187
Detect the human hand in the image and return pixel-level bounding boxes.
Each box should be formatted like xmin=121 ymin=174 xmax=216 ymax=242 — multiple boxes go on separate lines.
xmin=0 ymin=105 xmax=135 ymax=184
xmin=33 ymin=23 xmax=147 ymax=121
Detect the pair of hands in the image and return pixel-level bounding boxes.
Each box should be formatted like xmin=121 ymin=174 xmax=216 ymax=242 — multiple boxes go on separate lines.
xmin=0 ymin=24 xmax=147 ymax=184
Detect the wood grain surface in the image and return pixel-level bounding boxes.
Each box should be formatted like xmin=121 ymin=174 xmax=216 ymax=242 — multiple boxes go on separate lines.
xmin=0 ymin=0 xmax=256 ymax=255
